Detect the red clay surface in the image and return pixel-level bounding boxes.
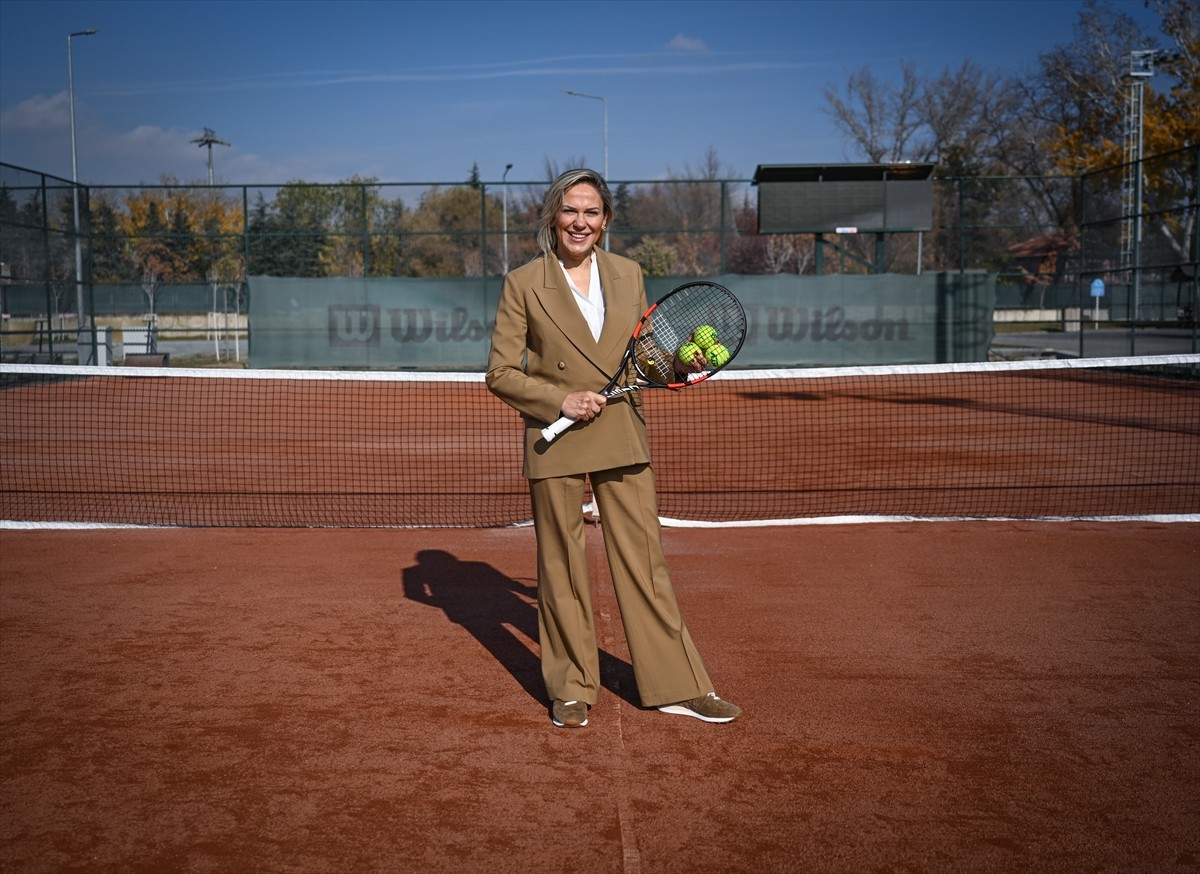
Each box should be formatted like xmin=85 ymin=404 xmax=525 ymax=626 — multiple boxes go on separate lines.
xmin=2 ymin=522 xmax=1197 ymax=873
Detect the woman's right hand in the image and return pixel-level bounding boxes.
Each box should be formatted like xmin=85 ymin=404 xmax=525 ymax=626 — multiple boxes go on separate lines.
xmin=562 ymin=390 xmax=606 ymax=422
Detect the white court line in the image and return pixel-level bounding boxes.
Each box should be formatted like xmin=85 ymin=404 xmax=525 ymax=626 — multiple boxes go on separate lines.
xmin=4 ymin=514 xmax=1198 ymax=531
xmin=659 ymin=514 xmax=1200 ymax=527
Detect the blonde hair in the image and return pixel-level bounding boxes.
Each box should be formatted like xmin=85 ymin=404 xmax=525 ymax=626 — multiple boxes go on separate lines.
xmin=536 ymin=168 xmax=613 ymax=257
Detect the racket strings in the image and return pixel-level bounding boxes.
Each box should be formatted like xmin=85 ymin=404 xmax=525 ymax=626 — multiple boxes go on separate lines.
xmin=631 ymin=332 xmax=674 ymax=386
xmin=634 ymin=285 xmax=747 ymax=386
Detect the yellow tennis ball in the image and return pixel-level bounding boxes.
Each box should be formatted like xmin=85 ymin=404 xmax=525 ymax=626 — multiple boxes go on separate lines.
xmin=706 ymin=342 xmax=731 ymax=367
xmin=693 ymin=325 xmax=718 ymax=350
xmin=677 ymin=342 xmax=703 ymax=365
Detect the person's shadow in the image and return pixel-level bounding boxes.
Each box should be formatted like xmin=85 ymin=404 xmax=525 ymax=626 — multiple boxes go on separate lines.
xmin=402 ymin=549 xmax=639 ymax=707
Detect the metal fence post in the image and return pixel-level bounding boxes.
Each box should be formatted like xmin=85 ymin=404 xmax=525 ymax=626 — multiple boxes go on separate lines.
xmin=480 ymin=184 xmax=488 ymax=278
xmin=39 ymin=174 xmax=54 ymax=360
xmin=719 ymin=181 xmax=728 ymax=274
xmin=361 ymin=183 xmax=370 ymax=278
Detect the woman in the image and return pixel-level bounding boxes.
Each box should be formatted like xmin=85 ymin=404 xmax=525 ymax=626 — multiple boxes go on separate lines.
xmin=486 ymin=168 xmax=741 ymax=728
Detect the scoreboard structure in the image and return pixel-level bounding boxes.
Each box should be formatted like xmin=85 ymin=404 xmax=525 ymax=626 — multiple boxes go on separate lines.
xmin=752 ymin=163 xmax=935 ymax=234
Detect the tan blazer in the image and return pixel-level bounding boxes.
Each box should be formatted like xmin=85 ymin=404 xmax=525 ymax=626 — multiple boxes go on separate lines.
xmin=486 ymin=249 xmax=651 ymax=479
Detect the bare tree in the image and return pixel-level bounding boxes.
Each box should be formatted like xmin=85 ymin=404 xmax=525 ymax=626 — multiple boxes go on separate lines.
xmin=541 ymin=156 xmax=591 ymax=182
xmin=821 ymin=61 xmax=924 ymax=162
xmin=1029 ymin=0 xmax=1157 ymax=173
xmin=921 ymin=61 xmax=1025 ymax=169
xmin=140 ymin=270 xmax=159 ymax=317
xmin=762 ymin=234 xmax=813 ymax=274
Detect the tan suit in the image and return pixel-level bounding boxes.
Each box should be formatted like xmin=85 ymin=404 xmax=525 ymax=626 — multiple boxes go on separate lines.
xmin=487 ymin=249 xmax=714 ymax=707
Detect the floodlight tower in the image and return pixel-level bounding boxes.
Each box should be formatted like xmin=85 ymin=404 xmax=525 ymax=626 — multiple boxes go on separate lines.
xmin=1121 ymin=49 xmax=1175 ymax=317
xmin=191 ymin=127 xmax=231 ymax=185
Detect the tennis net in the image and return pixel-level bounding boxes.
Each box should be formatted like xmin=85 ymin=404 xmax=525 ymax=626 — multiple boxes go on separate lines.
xmin=2 ymin=356 xmax=1198 ymax=528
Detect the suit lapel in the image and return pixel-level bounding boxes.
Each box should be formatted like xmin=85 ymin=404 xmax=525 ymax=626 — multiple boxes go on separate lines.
xmin=594 ymin=250 xmax=634 ymax=363
xmin=533 ymin=252 xmax=632 ymax=374
xmin=533 ymin=255 xmax=593 ymax=350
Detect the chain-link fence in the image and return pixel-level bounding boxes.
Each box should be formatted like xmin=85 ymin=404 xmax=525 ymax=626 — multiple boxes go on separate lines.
xmin=2 ymin=148 xmax=1196 ymax=362
xmin=0 ymin=166 xmax=87 ymax=354
xmin=1079 ymin=146 xmax=1199 ymax=324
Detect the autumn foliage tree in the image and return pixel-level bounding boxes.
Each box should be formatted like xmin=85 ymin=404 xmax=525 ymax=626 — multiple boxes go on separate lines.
xmin=819 ymin=0 xmax=1196 ymax=278
xmin=402 ymin=184 xmax=503 ymax=277
xmin=1037 ymin=0 xmax=1198 ymax=174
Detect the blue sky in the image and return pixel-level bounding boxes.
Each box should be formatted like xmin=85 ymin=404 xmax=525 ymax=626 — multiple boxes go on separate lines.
xmin=0 ymin=0 xmax=1166 ymax=186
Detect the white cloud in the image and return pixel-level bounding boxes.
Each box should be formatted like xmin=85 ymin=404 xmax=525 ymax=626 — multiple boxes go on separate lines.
xmin=0 ymin=84 xmax=314 ymax=184
xmin=666 ymin=34 xmax=709 ymax=53
xmin=0 ymin=92 xmax=69 ymax=130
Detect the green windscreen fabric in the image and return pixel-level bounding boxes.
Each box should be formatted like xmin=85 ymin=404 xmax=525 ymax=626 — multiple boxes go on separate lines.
xmin=247 ymin=271 xmax=994 ymax=369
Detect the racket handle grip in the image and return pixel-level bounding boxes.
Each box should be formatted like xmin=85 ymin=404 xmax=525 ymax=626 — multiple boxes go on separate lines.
xmin=540 ymin=415 xmax=576 ymax=443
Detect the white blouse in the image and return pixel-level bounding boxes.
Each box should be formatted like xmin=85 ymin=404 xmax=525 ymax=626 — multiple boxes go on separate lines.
xmin=560 ymin=253 xmax=605 ymax=342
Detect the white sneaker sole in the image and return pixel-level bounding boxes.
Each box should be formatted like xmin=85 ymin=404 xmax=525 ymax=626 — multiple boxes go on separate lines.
xmin=656 ymin=703 xmax=737 ymax=723
xmin=551 ymin=716 xmax=588 ymax=728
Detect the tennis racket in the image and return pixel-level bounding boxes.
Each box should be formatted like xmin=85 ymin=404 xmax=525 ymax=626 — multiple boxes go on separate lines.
xmin=540 ymin=281 xmax=747 ymax=443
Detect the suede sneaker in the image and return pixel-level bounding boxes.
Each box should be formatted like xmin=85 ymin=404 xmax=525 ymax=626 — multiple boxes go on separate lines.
xmin=551 ymin=700 xmax=589 ymax=728
xmin=658 ymin=692 xmax=742 ymax=723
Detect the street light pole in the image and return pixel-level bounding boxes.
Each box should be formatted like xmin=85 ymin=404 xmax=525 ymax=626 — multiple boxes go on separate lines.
xmin=562 ymin=89 xmax=608 ymax=247
xmin=68 ymin=28 xmax=98 ymax=358
xmin=502 ymin=163 xmax=513 ymax=275
xmin=562 ymin=89 xmax=608 ymax=181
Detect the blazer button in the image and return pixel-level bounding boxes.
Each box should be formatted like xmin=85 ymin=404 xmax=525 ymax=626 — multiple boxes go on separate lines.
xmin=557 ymin=361 xmax=566 ymax=370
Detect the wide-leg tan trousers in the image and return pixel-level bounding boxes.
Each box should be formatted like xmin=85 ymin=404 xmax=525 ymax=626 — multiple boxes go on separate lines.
xmin=529 ymin=462 xmax=714 ymax=708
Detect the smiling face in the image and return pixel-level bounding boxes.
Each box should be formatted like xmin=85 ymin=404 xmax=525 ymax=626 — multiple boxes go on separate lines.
xmin=556 ymin=183 xmax=606 ymax=268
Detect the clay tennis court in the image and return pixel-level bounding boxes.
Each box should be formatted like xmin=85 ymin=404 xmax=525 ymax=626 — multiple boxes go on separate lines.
xmin=2 ymin=359 xmax=1199 ymax=871
xmin=1 ymin=521 xmax=1198 ymax=873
